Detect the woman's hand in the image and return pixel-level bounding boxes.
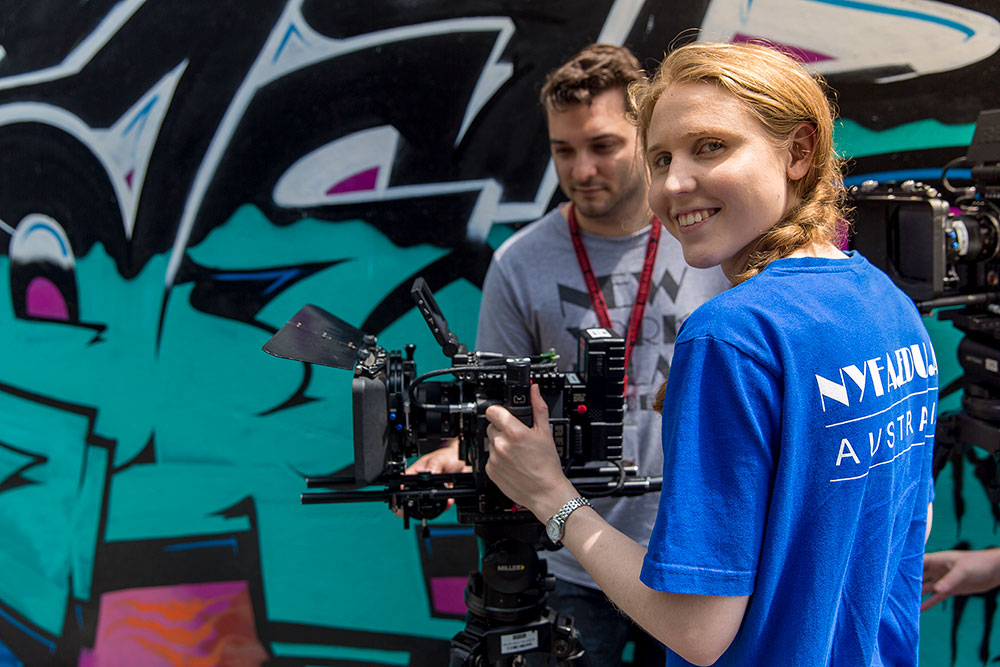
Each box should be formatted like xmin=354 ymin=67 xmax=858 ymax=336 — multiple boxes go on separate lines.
xmin=484 ymin=384 xmax=579 ymax=522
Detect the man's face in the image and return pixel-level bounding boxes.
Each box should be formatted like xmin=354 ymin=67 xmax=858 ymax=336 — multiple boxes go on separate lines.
xmin=546 ymin=88 xmax=648 ymax=231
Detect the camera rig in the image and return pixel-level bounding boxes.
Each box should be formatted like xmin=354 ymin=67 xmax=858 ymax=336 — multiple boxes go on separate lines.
xmin=851 ymin=108 xmax=1000 ymax=497
xmin=263 ymin=277 xmax=660 ymax=665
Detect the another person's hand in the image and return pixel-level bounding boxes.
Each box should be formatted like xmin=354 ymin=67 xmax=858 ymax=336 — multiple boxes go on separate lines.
xmin=922 ymin=548 xmax=1000 ymax=610
xmin=392 ymin=439 xmax=469 ymax=517
xmin=406 ymin=438 xmax=470 ymax=475
xmin=485 ymin=384 xmax=578 ymax=522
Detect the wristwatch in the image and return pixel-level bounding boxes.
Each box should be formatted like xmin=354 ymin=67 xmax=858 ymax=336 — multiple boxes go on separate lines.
xmin=545 ymin=497 xmax=592 ymax=545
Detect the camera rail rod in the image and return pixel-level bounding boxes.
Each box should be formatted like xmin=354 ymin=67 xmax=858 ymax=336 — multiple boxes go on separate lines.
xmin=917 ymin=292 xmax=1000 ymax=312
xmin=300 ymin=471 xmax=662 ymax=505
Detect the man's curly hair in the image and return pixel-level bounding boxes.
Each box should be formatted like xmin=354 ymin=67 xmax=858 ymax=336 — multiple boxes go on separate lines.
xmin=540 ymin=43 xmax=643 ymax=112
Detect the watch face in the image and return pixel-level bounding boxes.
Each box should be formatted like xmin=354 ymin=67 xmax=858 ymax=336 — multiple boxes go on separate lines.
xmin=545 ymin=518 xmax=561 ymax=543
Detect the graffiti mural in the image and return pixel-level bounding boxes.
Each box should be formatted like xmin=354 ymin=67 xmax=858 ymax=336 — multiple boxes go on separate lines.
xmin=0 ymin=0 xmax=997 ymax=664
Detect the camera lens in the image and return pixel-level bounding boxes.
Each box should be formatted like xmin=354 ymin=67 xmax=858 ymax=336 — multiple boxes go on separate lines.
xmin=946 ymin=208 xmax=1000 ymax=263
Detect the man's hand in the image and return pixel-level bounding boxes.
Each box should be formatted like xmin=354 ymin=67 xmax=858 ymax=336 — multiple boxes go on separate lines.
xmin=391 ymin=439 xmax=470 ymax=517
xmin=406 ymin=438 xmax=470 ymax=475
xmin=922 ymin=548 xmax=1000 ymax=610
xmin=485 ymin=384 xmax=578 ymax=522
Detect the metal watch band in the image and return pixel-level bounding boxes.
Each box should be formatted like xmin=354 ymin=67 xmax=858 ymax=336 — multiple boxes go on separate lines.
xmin=552 ymin=496 xmax=591 ymax=526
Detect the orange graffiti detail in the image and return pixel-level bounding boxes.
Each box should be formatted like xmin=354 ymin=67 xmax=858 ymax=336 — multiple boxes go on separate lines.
xmin=88 ymin=583 xmax=267 ymax=667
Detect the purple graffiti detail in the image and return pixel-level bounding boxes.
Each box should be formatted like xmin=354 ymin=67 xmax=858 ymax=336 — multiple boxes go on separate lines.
xmin=732 ymin=34 xmax=834 ymax=63
xmin=430 ymin=576 xmax=468 ymax=616
xmin=326 ymin=167 xmax=379 ymax=195
xmin=25 ymin=277 xmax=69 ymax=320
xmin=125 ymin=168 xmax=135 ymax=190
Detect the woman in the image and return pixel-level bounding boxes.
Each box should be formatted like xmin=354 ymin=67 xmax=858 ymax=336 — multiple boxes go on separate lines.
xmin=484 ymin=41 xmax=937 ymax=666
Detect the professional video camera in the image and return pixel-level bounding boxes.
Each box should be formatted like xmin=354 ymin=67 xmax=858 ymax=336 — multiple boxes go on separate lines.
xmin=263 ymin=277 xmax=659 ymax=665
xmin=851 ymin=108 xmax=1000 ymax=492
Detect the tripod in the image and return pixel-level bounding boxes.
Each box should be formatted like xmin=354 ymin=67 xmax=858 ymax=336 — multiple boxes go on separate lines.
xmin=448 ymin=522 xmax=590 ymax=667
xmin=932 ymin=321 xmax=1000 ymax=486
xmin=303 ymin=466 xmax=659 ymax=665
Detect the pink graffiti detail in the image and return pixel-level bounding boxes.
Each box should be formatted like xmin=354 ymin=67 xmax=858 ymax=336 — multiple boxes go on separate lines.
xmin=125 ymin=168 xmax=135 ymax=190
xmin=326 ymin=167 xmax=378 ymax=195
xmin=78 ymin=581 xmax=267 ymax=667
xmin=732 ymin=34 xmax=834 ymax=63
xmin=430 ymin=576 xmax=468 ymax=616
xmin=25 ymin=277 xmax=69 ymax=320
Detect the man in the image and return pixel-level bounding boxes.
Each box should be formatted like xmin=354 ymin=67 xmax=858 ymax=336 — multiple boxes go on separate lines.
xmin=410 ymin=43 xmax=728 ymax=665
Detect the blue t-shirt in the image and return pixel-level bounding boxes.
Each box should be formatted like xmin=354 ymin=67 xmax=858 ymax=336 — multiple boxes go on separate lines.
xmin=641 ymin=252 xmax=937 ymax=666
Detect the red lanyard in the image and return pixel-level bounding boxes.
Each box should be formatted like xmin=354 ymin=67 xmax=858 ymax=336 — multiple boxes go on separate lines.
xmin=567 ymin=203 xmax=661 ymax=394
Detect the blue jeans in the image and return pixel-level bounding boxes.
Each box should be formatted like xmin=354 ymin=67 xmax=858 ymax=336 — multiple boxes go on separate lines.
xmin=545 ymin=578 xmax=667 ymax=666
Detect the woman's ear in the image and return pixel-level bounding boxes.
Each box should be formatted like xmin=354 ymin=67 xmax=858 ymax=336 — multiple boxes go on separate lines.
xmin=787 ymin=122 xmax=816 ymax=181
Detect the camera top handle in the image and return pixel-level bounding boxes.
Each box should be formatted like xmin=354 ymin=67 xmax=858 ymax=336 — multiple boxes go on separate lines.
xmin=412 ymin=277 xmax=464 ymax=358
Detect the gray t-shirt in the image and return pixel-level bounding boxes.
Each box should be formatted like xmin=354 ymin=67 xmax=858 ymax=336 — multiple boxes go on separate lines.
xmin=477 ymin=206 xmax=730 ymax=588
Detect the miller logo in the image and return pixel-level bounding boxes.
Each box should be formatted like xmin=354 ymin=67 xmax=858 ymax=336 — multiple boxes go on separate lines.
xmin=497 ymin=564 xmax=525 ymax=572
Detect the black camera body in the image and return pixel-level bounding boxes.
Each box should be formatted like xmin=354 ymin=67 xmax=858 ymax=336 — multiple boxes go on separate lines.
xmin=850 ymin=179 xmax=1000 ymax=305
xmin=352 ymin=322 xmax=626 ymax=492
xmin=851 ymin=109 xmax=1000 ymax=309
xmin=264 ymin=277 xmax=641 ymax=525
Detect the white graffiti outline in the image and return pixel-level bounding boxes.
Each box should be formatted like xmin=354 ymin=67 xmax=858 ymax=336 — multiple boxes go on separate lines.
xmin=168 ymin=0 xmax=646 ymax=285
xmin=0 ymin=62 xmax=187 ymax=241
xmin=700 ymin=0 xmax=1000 ymax=83
xmin=0 ymin=0 xmax=652 ymax=286
xmin=0 ymin=0 xmax=149 ymax=91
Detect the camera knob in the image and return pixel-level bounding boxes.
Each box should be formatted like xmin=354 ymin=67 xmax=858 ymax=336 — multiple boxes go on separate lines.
xmin=505 ymin=358 xmax=533 ymax=426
